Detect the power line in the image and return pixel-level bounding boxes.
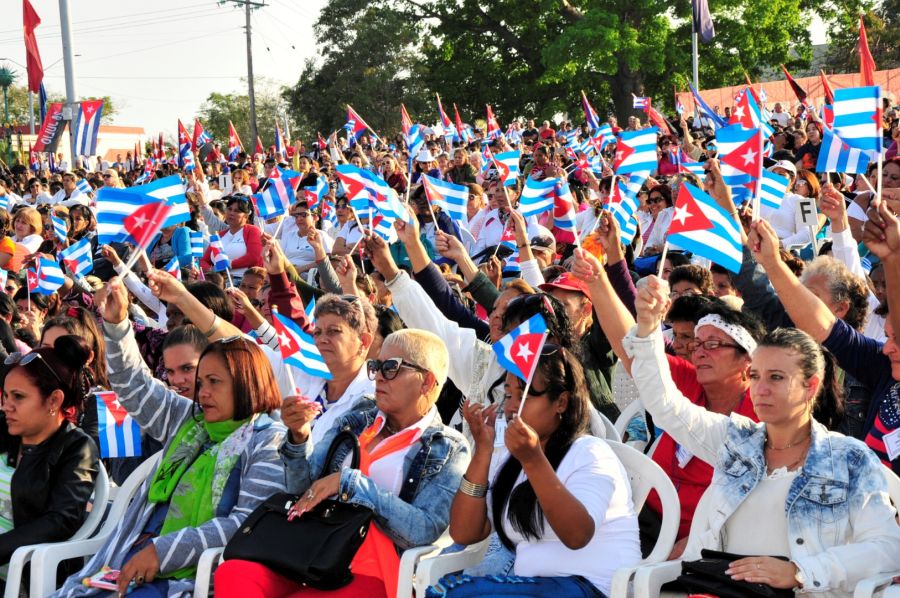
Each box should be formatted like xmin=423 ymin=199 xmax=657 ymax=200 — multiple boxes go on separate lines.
xmin=75 ymin=27 xmax=239 ymax=64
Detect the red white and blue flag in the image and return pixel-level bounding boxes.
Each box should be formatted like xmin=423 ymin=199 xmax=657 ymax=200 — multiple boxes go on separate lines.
xmin=164 ymin=255 xmax=181 ymax=280
xmin=552 ymin=180 xmax=579 ymax=239
xmin=480 ymin=145 xmax=494 ymax=175
xmin=177 ymin=119 xmax=195 ymax=172
xmin=253 ymin=174 xmax=295 ymax=219
xmin=189 ymin=230 xmax=204 ymax=262
xmin=72 ymin=99 xmax=103 ymax=157
xmin=96 ymin=391 xmax=142 ymax=458
xmin=422 ymin=173 xmax=467 ymax=222
xmin=32 ymin=255 xmax=66 ymax=295
xmin=666 ymin=182 xmax=743 ymax=273
xmin=590 ymin=124 xmax=616 ymax=153
xmin=272 ymin=312 xmax=332 ymax=380
xmin=436 ymin=94 xmax=457 ymax=140
xmin=59 ymin=237 xmax=93 ymax=278
xmin=491 ymin=150 xmax=520 ymax=187
xmin=227 ymin=121 xmax=243 ymax=161
xmin=485 ymin=104 xmax=502 ymax=139
xmin=632 ymin=96 xmax=651 ymax=110
xmin=716 ymin=123 xmax=763 ymax=205
xmin=818 ymin=125 xmax=872 ymax=174
xmin=614 ymin=128 xmax=659 ymax=174
xmin=582 ymin=91 xmax=601 ymax=131
xmin=193 ymin=118 xmax=212 ymax=147
xmin=832 ymin=86 xmax=882 ymax=158
xmin=606 ymin=173 xmax=647 ymax=244
xmin=302 ymin=176 xmax=329 ymax=209
xmin=493 ymin=313 xmax=548 ymax=383
xmin=208 ymin=234 xmax=231 ymax=272
xmin=345 ymin=105 xmax=370 ymax=143
xmin=519 ymin=177 xmax=558 ymax=217
xmin=400 ymin=104 xmax=413 ymax=136
xmin=51 ymin=214 xmax=68 ymax=243
xmin=454 ymin=104 xmax=474 ymax=143
xmin=96 ymin=176 xmax=190 ymax=245
xmin=759 ymin=169 xmax=790 ymax=210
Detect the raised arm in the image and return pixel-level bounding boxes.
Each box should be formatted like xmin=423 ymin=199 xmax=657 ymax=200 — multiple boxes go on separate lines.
xmin=863 ymin=198 xmax=900 ymax=340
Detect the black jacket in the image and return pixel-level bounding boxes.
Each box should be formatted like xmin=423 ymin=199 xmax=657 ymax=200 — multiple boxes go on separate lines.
xmin=0 ymin=418 xmax=99 ymax=564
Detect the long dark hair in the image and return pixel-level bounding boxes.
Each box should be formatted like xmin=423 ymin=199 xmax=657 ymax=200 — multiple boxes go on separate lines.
xmin=491 ymin=347 xmax=590 ymax=549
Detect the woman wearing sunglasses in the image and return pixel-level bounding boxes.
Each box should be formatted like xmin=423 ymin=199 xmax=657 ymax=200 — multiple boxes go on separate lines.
xmin=199 ymin=195 xmax=263 ymax=283
xmin=215 ymin=329 xmax=469 ymax=598
xmin=639 ymin=183 xmax=674 ymax=257
xmin=0 ymin=335 xmax=100 ymax=577
xmin=431 ymin=346 xmax=639 ymax=597
xmin=54 ymin=277 xmax=286 ymax=598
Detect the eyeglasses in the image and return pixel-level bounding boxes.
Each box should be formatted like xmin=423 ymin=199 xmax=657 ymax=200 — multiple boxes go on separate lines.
xmin=669 ymin=288 xmax=701 ymax=298
xmin=102 ymin=174 xmax=113 ymax=179
xmin=292 ymin=211 xmax=310 ymax=218
xmin=4 ymin=351 xmax=65 ymax=388
xmin=507 ymin=293 xmax=556 ymax=317
xmin=215 ymin=335 xmax=244 ymax=345
xmin=685 ymin=339 xmax=740 ymax=353
xmin=366 ymin=358 xmax=429 ymax=381
xmin=647 ymin=196 xmax=665 ymax=204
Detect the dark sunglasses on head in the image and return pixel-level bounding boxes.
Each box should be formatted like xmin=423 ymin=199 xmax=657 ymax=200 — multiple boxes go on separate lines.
xmin=366 ymin=358 xmax=429 ymax=381
xmin=5 ymin=351 xmax=65 ymax=388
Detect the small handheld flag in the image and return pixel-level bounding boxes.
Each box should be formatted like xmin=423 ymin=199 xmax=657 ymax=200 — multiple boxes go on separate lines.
xmin=272 ymin=312 xmax=332 ymax=380
xmin=519 ymin=177 xmax=558 ymax=217
xmin=493 ymin=313 xmax=549 ymax=416
xmin=614 ymin=128 xmax=659 ymax=174
xmin=759 ymin=170 xmax=790 ymax=210
xmin=817 ymin=126 xmax=871 ymax=174
xmin=72 ymin=100 xmax=103 ymax=158
xmin=227 ymin=121 xmax=243 ymax=161
xmin=666 ymin=182 xmax=743 ymax=273
xmin=51 ymin=215 xmax=68 ymax=243
xmin=208 ymin=234 xmax=231 ymax=272
xmin=421 ymin=174 xmax=467 ymax=222
xmin=491 ymin=150 xmax=520 ymax=187
xmin=164 ymin=255 xmax=182 ymax=280
xmin=33 ymin=256 xmax=66 ymax=295
xmin=59 ymin=237 xmax=93 ymax=278
xmin=189 ymin=229 xmax=205 ymax=261
xmin=96 ymin=391 xmax=142 ymax=458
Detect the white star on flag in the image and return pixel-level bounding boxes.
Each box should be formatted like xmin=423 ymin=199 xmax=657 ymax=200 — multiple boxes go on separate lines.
xmin=516 ymin=341 xmax=534 ymax=361
xmin=279 ymin=331 xmax=293 ymax=349
xmin=733 ymin=105 xmax=745 ymax=119
xmin=673 ymin=204 xmax=692 ymax=226
xmin=131 ymin=214 xmax=148 ymax=229
xmin=740 ymin=148 xmax=758 ymax=165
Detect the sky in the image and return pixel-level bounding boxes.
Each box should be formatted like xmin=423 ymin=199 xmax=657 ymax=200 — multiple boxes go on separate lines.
xmin=1 ymin=1 xmax=827 ymax=137
xmin=0 ymin=0 xmax=328 ymax=134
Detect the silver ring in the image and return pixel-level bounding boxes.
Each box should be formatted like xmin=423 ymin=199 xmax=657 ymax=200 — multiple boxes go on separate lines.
xmin=306 ymin=490 xmax=315 ymax=499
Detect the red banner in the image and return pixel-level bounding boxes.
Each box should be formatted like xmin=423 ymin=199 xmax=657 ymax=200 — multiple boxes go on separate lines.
xmin=33 ymin=102 xmax=67 ymax=153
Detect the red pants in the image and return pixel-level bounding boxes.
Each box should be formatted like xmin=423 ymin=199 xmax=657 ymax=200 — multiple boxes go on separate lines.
xmin=213 ymin=559 xmax=388 ymax=598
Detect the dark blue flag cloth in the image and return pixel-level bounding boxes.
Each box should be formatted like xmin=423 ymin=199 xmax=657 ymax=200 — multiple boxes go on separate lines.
xmin=692 ymin=0 xmax=716 ymax=43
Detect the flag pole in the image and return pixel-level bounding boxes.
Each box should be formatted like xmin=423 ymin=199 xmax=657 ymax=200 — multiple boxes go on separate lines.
xmin=752 ymin=124 xmax=764 ymax=222
xmin=516 ymin=333 xmax=549 ymax=418
xmin=225 ymin=266 xmax=235 ymax=288
xmin=657 ymin=241 xmax=669 ymax=278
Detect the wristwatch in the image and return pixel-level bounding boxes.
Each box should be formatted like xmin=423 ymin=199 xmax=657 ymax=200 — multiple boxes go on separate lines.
xmin=792 ymin=562 xmax=806 ymax=589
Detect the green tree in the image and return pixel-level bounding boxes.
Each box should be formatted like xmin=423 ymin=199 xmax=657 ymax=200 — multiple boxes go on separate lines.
xmin=1 ymin=84 xmax=117 ymax=126
xmin=196 ymin=79 xmax=297 ymax=150
xmin=822 ymin=0 xmax=900 ymax=74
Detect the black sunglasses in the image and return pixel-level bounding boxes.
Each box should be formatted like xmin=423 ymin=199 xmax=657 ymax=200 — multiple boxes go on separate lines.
xmin=5 ymin=351 xmax=65 ymax=388
xmin=367 ymin=358 xmax=429 ymax=381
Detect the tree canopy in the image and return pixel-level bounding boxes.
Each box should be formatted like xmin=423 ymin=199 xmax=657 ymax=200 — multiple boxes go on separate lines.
xmin=1 ymin=83 xmax=116 ymax=127
xmin=195 ymin=79 xmax=298 ymax=151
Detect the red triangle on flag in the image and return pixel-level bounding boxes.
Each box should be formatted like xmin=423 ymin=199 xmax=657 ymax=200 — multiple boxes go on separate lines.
xmin=510 ymin=333 xmax=543 ymax=380
xmin=99 ymin=392 xmax=130 ymax=426
xmin=123 ymin=201 xmax=172 ymax=250
xmin=613 ymin=144 xmax=634 ymax=171
xmin=720 ymin=134 xmax=762 ymax=177
xmin=667 ymin=186 xmax=715 ymax=235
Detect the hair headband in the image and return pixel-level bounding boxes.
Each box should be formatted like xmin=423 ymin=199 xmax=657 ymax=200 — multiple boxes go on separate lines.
xmin=695 ymin=314 xmax=757 ymax=354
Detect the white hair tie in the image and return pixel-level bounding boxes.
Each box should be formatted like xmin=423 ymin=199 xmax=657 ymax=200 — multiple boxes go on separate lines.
xmin=694 ymin=314 xmax=757 ymax=354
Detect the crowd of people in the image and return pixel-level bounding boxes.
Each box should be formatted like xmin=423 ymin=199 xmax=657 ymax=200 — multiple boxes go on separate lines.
xmin=0 ymin=92 xmax=897 ymax=598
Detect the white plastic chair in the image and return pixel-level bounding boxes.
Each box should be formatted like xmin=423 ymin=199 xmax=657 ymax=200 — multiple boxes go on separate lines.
xmin=591 ymin=408 xmax=621 ymax=442
xmin=607 ymin=440 xmax=680 ymax=598
xmin=613 ymin=398 xmax=645 ymax=442
xmin=634 ymin=468 xmax=900 ymax=598
xmin=28 ymin=453 xmax=161 ymax=598
xmin=193 ymin=547 xmax=225 ymax=597
xmin=851 ymin=469 xmax=900 ymax=598
xmin=4 ymin=461 xmax=109 ymax=598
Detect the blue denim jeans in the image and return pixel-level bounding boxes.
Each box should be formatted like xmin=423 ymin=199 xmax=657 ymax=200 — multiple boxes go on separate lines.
xmin=424 ymin=574 xmax=606 ymax=597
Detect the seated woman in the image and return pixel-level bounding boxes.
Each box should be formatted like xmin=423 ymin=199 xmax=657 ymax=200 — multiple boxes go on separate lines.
xmin=214 ymin=329 xmax=470 ymax=597
xmin=624 ymin=275 xmax=900 ymax=594
xmin=0 ymin=336 xmax=100 ymax=576
xmin=53 ymin=276 xmax=286 ymax=597
xmin=430 ymin=346 xmax=640 ymax=597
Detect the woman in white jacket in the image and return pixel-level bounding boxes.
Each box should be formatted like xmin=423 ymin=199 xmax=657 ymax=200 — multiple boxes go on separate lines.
xmin=640 ymin=184 xmax=674 ymax=256
xmin=624 ymin=275 xmax=900 ymax=596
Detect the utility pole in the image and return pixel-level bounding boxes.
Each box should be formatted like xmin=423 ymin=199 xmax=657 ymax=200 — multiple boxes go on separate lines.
xmin=59 ymin=0 xmax=78 ymax=167
xmin=219 ymin=0 xmax=266 ymax=147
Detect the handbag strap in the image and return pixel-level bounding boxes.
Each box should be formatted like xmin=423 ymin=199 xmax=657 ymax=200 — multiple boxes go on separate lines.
xmin=321 ymin=429 xmax=360 ymax=478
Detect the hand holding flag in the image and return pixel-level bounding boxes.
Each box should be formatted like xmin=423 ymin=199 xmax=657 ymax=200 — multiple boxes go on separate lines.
xmin=493 ymin=313 xmax=549 ymax=417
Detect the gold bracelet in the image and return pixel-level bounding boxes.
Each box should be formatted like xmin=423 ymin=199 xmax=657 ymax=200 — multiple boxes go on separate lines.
xmin=458 ymin=475 xmax=488 ymax=498
xmin=203 ymin=315 xmax=221 ymax=338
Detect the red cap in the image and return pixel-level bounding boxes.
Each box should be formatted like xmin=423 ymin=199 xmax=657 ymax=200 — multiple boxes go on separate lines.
xmin=539 ymin=272 xmax=590 ymax=299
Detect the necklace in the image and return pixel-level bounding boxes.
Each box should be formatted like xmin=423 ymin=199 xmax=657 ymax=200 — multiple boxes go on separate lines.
xmin=765 ymin=432 xmax=811 ymax=451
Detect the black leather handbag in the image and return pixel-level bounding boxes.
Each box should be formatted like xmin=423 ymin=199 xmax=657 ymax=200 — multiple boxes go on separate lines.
xmin=222 ymin=430 xmax=374 ymax=590
xmin=673 ymin=549 xmax=795 ymax=598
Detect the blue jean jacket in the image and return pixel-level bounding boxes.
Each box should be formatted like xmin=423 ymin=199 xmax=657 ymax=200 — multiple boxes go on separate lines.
xmin=279 ymin=399 xmax=471 ymax=550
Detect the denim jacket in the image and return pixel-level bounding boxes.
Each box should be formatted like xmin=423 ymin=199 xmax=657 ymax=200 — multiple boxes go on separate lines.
xmin=280 ymin=399 xmax=471 ymax=550
xmin=625 ymin=328 xmax=900 ymax=596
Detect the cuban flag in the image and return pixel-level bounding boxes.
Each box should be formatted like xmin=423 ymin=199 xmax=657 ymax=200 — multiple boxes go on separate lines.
xmin=272 ymin=312 xmax=332 ymax=380
xmin=72 ymin=99 xmax=103 ymax=158
xmin=345 ymin=106 xmax=369 ymax=143
xmin=76 ymin=178 xmax=92 ymax=195
xmin=493 ymin=313 xmax=548 ymax=383
xmin=688 ymin=83 xmax=727 ymax=130
xmin=177 ymin=119 xmax=194 ymax=172
xmin=818 ymin=126 xmax=871 ymax=174
xmin=253 ymin=175 xmax=294 ymax=219
xmin=614 ymin=128 xmax=659 ymax=175
xmin=193 ymin=118 xmax=212 ymax=147
xmin=454 ymin=104 xmax=474 ymax=143
xmin=485 ymin=104 xmax=502 ymax=139
xmin=113 ymin=175 xmax=190 ymax=233
xmin=59 ymin=237 xmax=93 ymax=278
xmin=370 ymin=213 xmax=399 ymax=243
xmin=274 ymin=122 xmax=285 ymax=159
xmin=605 ymin=174 xmax=645 ymax=244
xmin=401 ymin=103 xmax=414 ymax=136
xmin=832 ymin=86 xmax=881 ymax=158
xmin=96 ymin=391 xmax=142 ymax=459
xmin=227 ymin=121 xmax=243 ymax=161
xmin=33 ymin=256 xmax=66 ymax=294
xmin=436 ymin=95 xmax=457 ymax=141
xmin=51 ymin=214 xmax=68 ymax=243
xmin=582 ymin=91 xmax=601 ymax=131
xmin=552 ymin=180 xmax=578 ymax=237
xmin=666 ymin=182 xmax=743 ymax=273
xmin=163 ymin=255 xmax=181 ymax=280
xmin=321 ymin=200 xmax=339 ymax=228
xmin=480 ymin=145 xmax=493 ymax=175
xmin=304 ymin=296 xmax=316 ymax=324
xmin=492 ymin=150 xmax=520 ymax=187
xmin=590 ymin=124 xmax=616 ymax=153
xmin=715 ymin=124 xmax=762 ymax=205
xmin=134 ymin=159 xmax=154 ymax=185
xmin=0 ymin=195 xmax=10 ymax=213
xmin=729 ymin=88 xmax=765 ymax=129
xmin=334 ymin=164 xmax=412 ymax=224
xmin=503 ymin=251 xmax=522 ymax=276
xmin=632 ymin=96 xmax=651 ymax=110
xmin=302 ymin=176 xmax=329 ymax=209
xmin=563 ymin=130 xmax=580 ymax=146
xmin=189 ymin=229 xmax=205 ymax=262
xmin=405 ymin=124 xmax=425 ymax=157
xmin=519 ymin=177 xmax=557 ymax=217
xmin=422 ymin=173 xmax=467 ymax=222
xmin=208 ymin=234 xmax=231 ymax=272
xmin=759 ymin=170 xmax=790 ymax=210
